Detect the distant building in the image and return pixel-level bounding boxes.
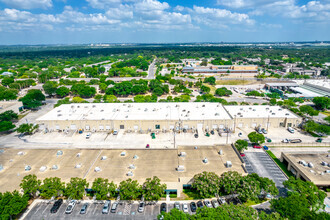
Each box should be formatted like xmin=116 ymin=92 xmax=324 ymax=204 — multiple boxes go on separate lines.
xmin=1 ymin=71 xmax=13 ymax=76
xmin=182 ymin=65 xmax=258 ymax=76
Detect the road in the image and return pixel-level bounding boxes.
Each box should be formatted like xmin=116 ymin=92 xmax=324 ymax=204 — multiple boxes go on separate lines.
xmin=147 ymin=60 xmax=156 ymax=79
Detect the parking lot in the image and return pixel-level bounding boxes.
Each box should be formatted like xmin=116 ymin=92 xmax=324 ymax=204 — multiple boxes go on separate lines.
xmin=24 ymin=200 xmax=201 ymax=220
xmin=243 ymin=149 xmax=288 ymax=196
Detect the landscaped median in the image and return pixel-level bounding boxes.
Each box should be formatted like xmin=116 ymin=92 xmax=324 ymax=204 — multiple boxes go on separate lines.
xmin=265 ymin=150 xmax=294 ymax=178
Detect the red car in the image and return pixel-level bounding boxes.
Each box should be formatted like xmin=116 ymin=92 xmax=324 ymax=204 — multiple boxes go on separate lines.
xmin=240 ymin=153 xmax=245 ymax=157
xmin=146 ymin=144 xmax=150 ymax=148
xmin=253 ymin=145 xmax=262 ymax=149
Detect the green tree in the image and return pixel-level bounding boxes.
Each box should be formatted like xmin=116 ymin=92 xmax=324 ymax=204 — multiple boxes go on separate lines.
xmin=246 ymin=90 xmax=264 ymax=97
xmin=42 ymin=81 xmax=58 ymax=96
xmin=299 ymin=105 xmax=319 ymax=116
xmin=0 ymin=121 xmax=16 ymax=132
xmin=159 ymin=208 xmax=189 ymax=220
xmin=56 ymin=86 xmax=70 ymax=98
xmin=16 ymin=123 xmax=39 ymax=135
xmin=313 ymin=97 xmax=330 ymax=110
xmin=40 ymin=177 xmax=65 ymax=199
xmin=220 ymin=171 xmax=242 ymax=195
xmin=71 ymin=97 xmax=88 ymax=103
xmin=119 ymin=178 xmax=141 ymax=201
xmin=283 ymin=177 xmax=327 ymax=211
xmin=200 ymin=85 xmax=210 ymax=93
xmin=64 ymin=177 xmax=89 ymax=200
xmin=99 ymin=83 xmax=107 ymax=93
xmin=269 ymin=98 xmax=277 ymax=106
xmin=215 ymin=87 xmax=232 ymax=96
xmin=234 ymin=139 xmax=248 ymax=153
xmin=271 ymin=193 xmax=310 ymax=220
xmin=192 ymin=172 xmax=220 ymax=198
xmin=91 ymin=178 xmax=117 ymax=200
xmin=152 ymin=87 xmax=164 ymax=96
xmin=0 ymin=191 xmax=29 ymax=220
xmin=19 ymin=89 xmax=45 ymax=109
xmin=1 ymin=77 xmax=14 ymax=86
xmin=0 ymin=110 xmax=18 ymax=122
xmin=248 ymin=131 xmax=265 ymax=145
xmin=203 ymin=76 xmax=216 ymax=85
xmin=104 ymin=95 xmax=118 ymax=103
xmin=142 ymin=176 xmax=167 ymax=201
xmin=20 ymin=174 xmax=41 ymax=198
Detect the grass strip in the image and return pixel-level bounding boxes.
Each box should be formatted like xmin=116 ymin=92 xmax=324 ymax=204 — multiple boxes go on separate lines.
xmin=266 ymin=150 xmax=294 ymax=178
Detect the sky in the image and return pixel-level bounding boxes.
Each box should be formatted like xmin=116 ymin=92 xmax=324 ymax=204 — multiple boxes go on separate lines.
xmin=0 ymin=0 xmax=329 ymax=44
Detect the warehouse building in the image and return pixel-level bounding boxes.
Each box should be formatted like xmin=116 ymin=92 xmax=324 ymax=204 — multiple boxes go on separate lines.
xmin=182 ymin=65 xmax=258 ymax=76
xmin=37 ymin=103 xmax=301 ymax=132
xmin=281 ymin=152 xmax=330 ymax=188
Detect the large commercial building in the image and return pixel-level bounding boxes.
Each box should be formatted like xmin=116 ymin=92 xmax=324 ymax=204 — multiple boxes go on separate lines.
xmin=37 ymin=103 xmax=301 ymax=132
xmin=281 ymin=152 xmax=330 ymax=188
xmin=182 ymin=65 xmax=258 ymax=76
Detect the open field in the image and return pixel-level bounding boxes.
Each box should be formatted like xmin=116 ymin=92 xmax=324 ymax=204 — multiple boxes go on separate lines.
xmin=0 ymin=145 xmax=244 ymax=193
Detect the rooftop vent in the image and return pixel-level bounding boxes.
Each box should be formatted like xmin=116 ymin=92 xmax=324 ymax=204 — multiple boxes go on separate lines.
xmin=57 ymin=114 xmax=62 ymax=117
xmin=52 ymin=165 xmax=58 ymax=170
xmin=176 ymin=165 xmax=185 ymax=171
xmin=101 ymin=156 xmax=107 ymax=160
xmin=75 ymin=164 xmax=81 ymax=169
xmin=56 ymin=150 xmax=63 ymax=156
xmin=226 ymin=161 xmax=232 ymax=168
xmin=17 ymin=151 xmax=25 ymax=156
xmin=92 ymin=105 xmax=96 ymax=108
xmin=129 ymin=164 xmax=136 ymax=169
xmin=76 ymin=153 xmax=81 ymax=157
xmin=203 ymin=157 xmax=208 ymax=163
xmin=40 ymin=166 xmax=47 ymax=172
xmin=285 ymin=113 xmax=289 ymax=116
xmin=272 ymin=113 xmax=275 ymax=115
xmin=25 ymin=165 xmax=31 ymax=171
xmin=101 ymin=109 xmax=104 ymax=112
xmin=57 ymin=110 xmax=61 ymax=112
xmin=94 ymin=167 xmax=101 ymax=172
xmin=133 ymin=155 xmax=139 ymax=159
xmin=127 ymin=171 xmax=133 ymax=176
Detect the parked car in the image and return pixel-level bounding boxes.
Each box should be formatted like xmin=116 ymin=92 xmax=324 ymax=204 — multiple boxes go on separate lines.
xmin=113 ymin=130 xmax=118 ymax=135
xmin=290 ymin=139 xmax=302 ymax=143
xmin=263 ymin=146 xmax=269 ymax=150
xmin=146 ymin=144 xmax=150 ymax=148
xmin=190 ymin=202 xmax=197 ymax=212
xmin=240 ymin=153 xmax=246 ymax=157
xmin=204 ymin=200 xmax=212 ymax=208
xmin=111 ymin=202 xmax=118 ymax=213
xmin=316 ymin=138 xmax=323 ymax=143
xmin=65 ymin=200 xmax=76 ymax=214
xmin=257 ymin=128 xmax=263 ymax=134
xmin=80 ymin=203 xmax=88 ymax=214
xmin=196 ymin=201 xmax=204 ymax=208
xmin=182 ymin=203 xmax=189 ymax=213
xmin=174 ymin=202 xmax=180 ymax=210
xmin=238 ymin=132 xmax=242 ymax=137
xmin=282 ymin=138 xmax=290 ymax=143
xmin=218 ymin=197 xmax=227 ymax=205
xmin=50 ymin=199 xmax=63 ymax=213
xmin=261 ymin=128 xmax=267 ymax=134
xmin=253 ymin=144 xmax=262 ymax=149
xmin=102 ymin=200 xmax=111 ymax=214
xmin=160 ymin=203 xmax=167 ymax=213
xmin=138 ymin=202 xmax=145 ymax=213
xmin=211 ymin=199 xmax=220 ymax=208
xmin=287 ymin=127 xmax=294 ymax=133
xmin=86 ymin=133 xmax=91 ymax=139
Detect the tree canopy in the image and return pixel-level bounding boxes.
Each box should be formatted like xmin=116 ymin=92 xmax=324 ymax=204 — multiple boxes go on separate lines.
xmin=248 ymin=132 xmax=265 ymax=145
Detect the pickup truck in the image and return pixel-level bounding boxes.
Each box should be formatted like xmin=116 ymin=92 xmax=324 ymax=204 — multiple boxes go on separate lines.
xmin=282 ymin=139 xmax=302 ymax=143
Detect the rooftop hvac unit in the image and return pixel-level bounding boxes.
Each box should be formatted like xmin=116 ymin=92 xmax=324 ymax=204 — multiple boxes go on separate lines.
xmin=219 ymin=150 xmax=223 ymax=155
xmin=203 ymin=158 xmax=208 ymax=163
xmin=133 ymin=155 xmax=139 ymax=159
xmin=17 ymin=151 xmax=25 ymax=155
xmin=308 ymin=163 xmax=314 ymax=168
xmin=40 ymin=166 xmax=47 ymax=172
xmin=179 ymin=152 xmax=186 ymax=157
xmin=299 ymin=160 xmax=308 ymax=166
xmin=127 ymin=171 xmax=133 ymax=176
xmin=121 ymin=151 xmax=126 ymax=156
xmin=226 ymin=161 xmax=232 ymax=168
xmin=52 ymin=165 xmax=58 ymax=170
xmin=0 ymin=164 xmax=3 ymax=171
xmin=94 ymin=167 xmax=101 ymax=172
xmin=177 ymin=165 xmax=185 ymax=172
xmin=129 ymin=164 xmax=136 ymax=169
xmin=76 ymin=153 xmax=81 ymax=157
xmin=75 ymin=164 xmax=81 ymax=169
xmin=101 ymin=156 xmax=107 ymax=160
xmin=25 ymin=165 xmax=31 ymax=171
xmin=321 ymin=161 xmax=328 ymax=166
xmin=279 ymin=108 xmax=282 ymax=111
xmin=57 ymin=150 xmax=63 ymax=156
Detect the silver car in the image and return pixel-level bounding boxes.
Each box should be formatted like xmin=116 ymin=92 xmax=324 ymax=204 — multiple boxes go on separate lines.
xmin=80 ymin=203 xmax=88 ymax=214
xmin=65 ymin=200 xmax=76 ymax=214
xmin=138 ymin=202 xmax=145 ymax=213
xmin=102 ymin=200 xmax=110 ymax=214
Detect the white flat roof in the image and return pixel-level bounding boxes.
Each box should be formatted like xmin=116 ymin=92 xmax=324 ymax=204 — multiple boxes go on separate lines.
xmin=224 ymin=105 xmax=299 ymax=119
xmin=37 ymin=103 xmax=232 ymax=121
xmin=290 ymin=87 xmax=323 ymax=97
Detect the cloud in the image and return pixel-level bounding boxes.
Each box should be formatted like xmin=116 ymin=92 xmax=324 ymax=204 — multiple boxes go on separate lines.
xmin=217 ymin=0 xmax=274 ymax=8
xmin=86 ymin=0 xmax=122 ymax=9
xmin=0 ymin=0 xmax=53 ymax=10
xmin=249 ymin=0 xmax=330 ymax=22
xmin=192 ymin=6 xmax=255 ymax=28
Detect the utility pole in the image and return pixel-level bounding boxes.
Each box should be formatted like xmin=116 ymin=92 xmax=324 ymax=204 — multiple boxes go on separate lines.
xmin=266 ymin=115 xmax=270 ymax=132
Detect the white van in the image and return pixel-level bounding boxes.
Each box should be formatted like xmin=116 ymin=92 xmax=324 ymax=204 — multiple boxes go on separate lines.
xmin=287 ymin=127 xmax=294 ymax=133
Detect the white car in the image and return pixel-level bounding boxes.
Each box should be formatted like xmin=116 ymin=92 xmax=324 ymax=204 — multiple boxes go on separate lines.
xmin=182 ymin=203 xmax=189 ymax=213
xmin=287 ymin=127 xmax=294 ymax=133
xmin=65 ymin=200 xmax=76 ymax=214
